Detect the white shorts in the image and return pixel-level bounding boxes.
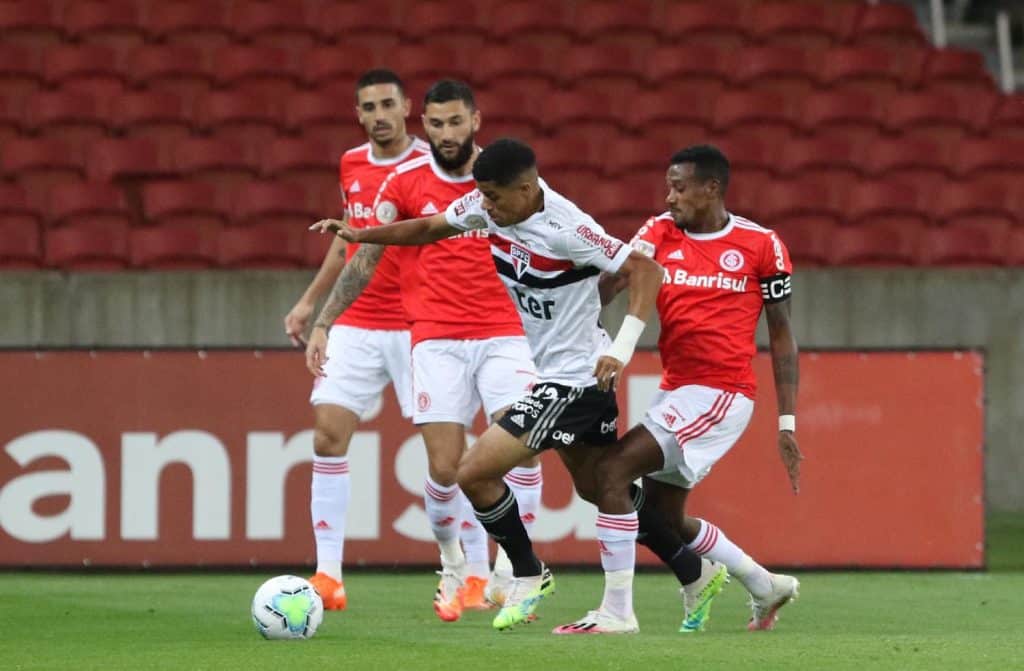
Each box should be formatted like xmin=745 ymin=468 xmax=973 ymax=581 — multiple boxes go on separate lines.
xmin=310 ymin=325 xmax=413 ymax=418
xmin=641 ymin=384 xmax=754 ymax=488
xmin=412 ymin=336 xmax=536 ymax=426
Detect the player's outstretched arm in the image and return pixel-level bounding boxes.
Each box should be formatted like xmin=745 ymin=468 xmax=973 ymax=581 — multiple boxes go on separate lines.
xmin=765 ymin=299 xmax=802 ymax=493
xmin=312 ymin=213 xmax=458 ymax=246
xmin=594 ymin=252 xmax=663 ymax=390
xmin=284 ymin=234 xmax=347 ymax=347
xmin=597 ymin=273 xmax=628 ymax=306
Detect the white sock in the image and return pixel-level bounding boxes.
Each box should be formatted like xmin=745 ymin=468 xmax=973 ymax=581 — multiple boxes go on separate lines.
xmin=424 ymin=477 xmax=464 ymax=568
xmin=311 ymin=456 xmax=349 ymax=582
xmin=504 ymin=465 xmax=542 ymax=536
xmin=596 ymin=512 xmax=638 ymax=619
xmin=458 ymin=491 xmax=490 ymax=578
xmin=687 ymin=518 xmax=772 ymax=598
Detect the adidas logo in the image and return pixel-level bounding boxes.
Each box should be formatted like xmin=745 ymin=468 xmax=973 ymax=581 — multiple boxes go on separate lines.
xmin=668 ymin=249 xmax=684 ymax=260
xmin=521 ymin=512 xmax=536 ymax=523
xmin=509 ymin=413 xmax=525 ymax=428
xmin=460 ymin=520 xmax=476 ymax=530
xmin=350 ymin=180 xmax=361 ymax=193
xmin=315 ymin=520 xmax=331 ymax=530
xmin=436 ymin=516 xmax=456 ymax=527
xmin=421 ymin=201 xmax=439 ymax=215
xmin=662 ymin=412 xmax=677 ymax=427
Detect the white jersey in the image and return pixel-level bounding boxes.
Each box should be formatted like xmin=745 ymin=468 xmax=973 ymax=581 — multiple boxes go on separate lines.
xmin=445 ymin=179 xmax=632 ymax=386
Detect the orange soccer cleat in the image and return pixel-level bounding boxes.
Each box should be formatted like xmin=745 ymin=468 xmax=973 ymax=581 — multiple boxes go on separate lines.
xmin=309 ymin=572 xmax=347 ymax=611
xmin=459 ymin=576 xmax=493 ymax=611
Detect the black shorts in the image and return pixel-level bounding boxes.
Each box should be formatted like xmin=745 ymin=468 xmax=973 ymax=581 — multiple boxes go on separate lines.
xmin=498 ymin=381 xmax=619 ymax=452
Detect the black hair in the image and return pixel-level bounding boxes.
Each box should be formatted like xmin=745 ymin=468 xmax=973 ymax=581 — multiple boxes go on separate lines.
xmin=670 ymin=144 xmax=730 ymax=194
xmin=473 ymin=138 xmax=537 ymax=186
xmin=355 ymin=69 xmax=405 ymax=96
xmin=423 ymin=78 xmax=475 ymax=110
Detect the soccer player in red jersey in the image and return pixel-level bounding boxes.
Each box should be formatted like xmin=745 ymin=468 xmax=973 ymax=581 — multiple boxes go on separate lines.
xmin=282 ymin=70 xmax=428 ymax=611
xmin=305 ymin=81 xmax=542 ymax=622
xmin=599 ymin=145 xmax=804 ymax=632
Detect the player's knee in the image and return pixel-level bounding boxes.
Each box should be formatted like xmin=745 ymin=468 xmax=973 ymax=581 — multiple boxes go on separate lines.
xmin=313 ymin=426 xmax=347 ymax=457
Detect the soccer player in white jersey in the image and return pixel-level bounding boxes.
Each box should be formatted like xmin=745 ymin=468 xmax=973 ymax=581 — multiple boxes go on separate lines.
xmin=322 ymin=138 xmax=666 ymax=633
xmin=599 ymin=144 xmax=803 ymax=631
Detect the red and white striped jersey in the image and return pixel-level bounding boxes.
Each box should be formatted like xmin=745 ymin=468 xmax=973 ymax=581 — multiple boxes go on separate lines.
xmin=445 ymin=179 xmax=632 ymax=386
xmin=631 ymin=212 xmax=793 ymax=398
xmin=335 ymin=138 xmax=428 ymax=330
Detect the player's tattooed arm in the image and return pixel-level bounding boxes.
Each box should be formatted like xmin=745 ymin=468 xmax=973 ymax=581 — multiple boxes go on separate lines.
xmin=312 ymin=242 xmax=386 ymax=329
xmin=765 ymin=298 xmax=802 ymax=493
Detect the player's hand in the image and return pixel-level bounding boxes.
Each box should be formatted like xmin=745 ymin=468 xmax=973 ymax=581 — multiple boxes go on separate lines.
xmin=310 ymin=218 xmax=361 ymax=242
xmin=778 ymin=431 xmax=802 ymax=494
xmin=283 ymin=299 xmax=314 ymax=347
xmin=593 ymin=355 xmax=625 ymax=392
xmin=305 ymin=326 xmax=329 ymax=377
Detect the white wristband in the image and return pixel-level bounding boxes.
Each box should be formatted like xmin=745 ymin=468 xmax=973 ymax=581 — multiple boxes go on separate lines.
xmin=604 ymin=315 xmax=646 ymax=366
xmin=779 ymin=415 xmax=796 ymax=432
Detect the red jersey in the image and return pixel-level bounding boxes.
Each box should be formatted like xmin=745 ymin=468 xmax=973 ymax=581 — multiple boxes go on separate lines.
xmin=334 ymin=138 xmax=428 ymax=330
xmin=631 ymin=212 xmax=793 ymax=398
xmin=372 ymin=154 xmax=523 ymax=345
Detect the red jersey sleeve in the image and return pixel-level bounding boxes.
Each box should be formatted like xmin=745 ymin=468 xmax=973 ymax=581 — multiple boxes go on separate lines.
xmin=758 ymin=229 xmax=793 ymax=304
xmin=629 ymin=215 xmax=665 ymax=258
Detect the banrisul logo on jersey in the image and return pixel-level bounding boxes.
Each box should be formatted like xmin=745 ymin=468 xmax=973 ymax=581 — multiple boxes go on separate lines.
xmin=575 ymin=225 xmax=622 ymax=259
xmin=664 ymin=268 xmax=749 ymax=292
xmin=510 ymin=243 xmax=531 ymax=278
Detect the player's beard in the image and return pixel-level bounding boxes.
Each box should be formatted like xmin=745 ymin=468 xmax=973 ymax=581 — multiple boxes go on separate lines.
xmin=430 ymin=134 xmax=474 ymax=172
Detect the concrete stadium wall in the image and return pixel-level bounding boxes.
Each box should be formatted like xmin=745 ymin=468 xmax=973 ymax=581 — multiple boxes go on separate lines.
xmin=2 ymin=268 xmax=1022 ymax=511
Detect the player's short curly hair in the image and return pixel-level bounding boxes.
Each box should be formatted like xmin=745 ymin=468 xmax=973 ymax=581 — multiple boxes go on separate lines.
xmin=423 ymin=79 xmax=475 ymax=110
xmin=671 ymin=144 xmax=730 ymax=195
xmin=355 ymin=69 xmax=405 ymax=96
xmin=473 ymin=138 xmax=536 ymax=186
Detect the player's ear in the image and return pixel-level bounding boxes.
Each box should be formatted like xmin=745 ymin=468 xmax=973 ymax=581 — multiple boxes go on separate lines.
xmin=401 ymin=95 xmax=411 ymax=117
xmin=471 ymin=108 xmax=481 ymax=133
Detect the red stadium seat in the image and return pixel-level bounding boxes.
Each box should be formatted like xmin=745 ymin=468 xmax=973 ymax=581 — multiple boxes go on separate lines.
xmin=314 ymin=1 xmax=404 ymax=50
xmin=23 ymin=90 xmax=108 ymax=153
xmin=43 ymin=44 xmax=127 ymax=101
xmin=0 ymin=44 xmax=44 ymax=99
xmin=111 ymin=90 xmax=192 ymax=144
xmin=777 ymin=136 xmax=864 ymax=183
xmin=819 ymin=46 xmax=918 ymax=97
xmin=146 ymin=1 xmax=232 ymax=59
xmin=530 ymin=135 xmax=605 ymax=184
xmin=262 ymin=137 xmax=339 ymax=182
xmin=142 ymin=180 xmax=227 ymax=229
xmin=173 ymin=137 xmax=259 ymax=191
xmin=0 ymin=1 xmax=62 ymax=48
xmin=934 ymin=181 xmax=1019 ymax=229
xmin=194 ymin=91 xmax=284 ymax=146
xmin=747 ymin=1 xmax=859 ymax=49
xmin=600 ymin=135 xmax=674 ymax=178
xmin=283 ymin=91 xmax=365 ymax=150
xmin=727 ymin=173 xmax=770 ymax=222
xmin=474 ymin=89 xmax=543 ymax=141
xmin=713 ymin=135 xmax=775 ymax=184
xmin=711 ymin=91 xmax=799 ymax=147
xmin=627 ymin=90 xmax=713 ymax=148
xmin=131 ymin=223 xmax=220 ymax=269
xmin=542 ymin=91 xmax=625 ymax=142
xmin=379 ymin=45 xmax=472 ymax=97
xmin=0 ymin=95 xmax=20 ymax=146
xmin=401 ymin=1 xmax=486 ymax=49
xmin=845 ymin=181 xmax=931 ymax=228
xmin=772 ymin=219 xmax=836 ymax=267
xmin=473 ymin=45 xmax=560 ymax=94
xmin=127 ymin=44 xmax=213 ymax=109
xmin=587 ymin=176 xmax=664 ymax=223
xmin=918 ymin=48 xmax=996 ymax=96
xmin=1009 ymin=228 xmax=1024 ymax=266
xmin=489 ymin=1 xmax=575 ymax=49
xmin=924 ymin=221 xmax=1010 ymax=266
xmin=45 ymin=221 xmax=131 ymax=270
xmin=862 ymin=136 xmax=954 ymax=196
xmin=645 ymin=45 xmax=731 ymax=92
xmin=46 ymin=181 xmax=133 ymax=230
xmin=729 ymin=46 xmax=820 ymax=99
xmin=230 ymin=180 xmax=315 ymax=230
xmin=989 ymin=95 xmax=1024 ymax=141
xmin=660 ymin=2 xmax=752 ymax=48
xmin=229 ymin=1 xmax=318 ymax=51
xmin=211 ymin=44 xmax=302 ymax=100
xmin=885 ymin=91 xmax=973 ymax=144
xmin=219 ymin=226 xmax=306 ymax=268
xmin=757 ymin=178 xmax=846 ymax=229
xmin=63 ymin=1 xmax=146 ymax=51
xmin=958 ymin=138 xmax=1024 ymax=187
xmin=86 ymin=137 xmax=175 ymax=182
xmin=302 ymin=46 xmax=377 ymax=91
xmin=852 ymin=2 xmax=928 ymax=49
xmin=1 ymin=138 xmax=85 ymax=203
xmin=0 ymin=216 xmax=42 ymax=268
xmin=575 ymin=0 xmax=660 ymax=49
xmin=799 ymin=90 xmax=886 ymax=145
xmin=831 ymin=221 xmax=924 ymax=266
xmin=560 ymin=45 xmax=647 ymax=97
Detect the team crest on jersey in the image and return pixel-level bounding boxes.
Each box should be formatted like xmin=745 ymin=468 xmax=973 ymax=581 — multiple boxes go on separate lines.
xmin=375 ymin=200 xmax=397 ymax=224
xmin=719 ymin=249 xmax=745 ymax=272
xmin=510 ymin=243 xmax=531 ymax=279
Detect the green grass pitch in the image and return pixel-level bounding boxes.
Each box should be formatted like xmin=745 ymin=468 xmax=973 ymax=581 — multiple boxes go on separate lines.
xmin=2 ymin=514 xmax=1022 ymax=671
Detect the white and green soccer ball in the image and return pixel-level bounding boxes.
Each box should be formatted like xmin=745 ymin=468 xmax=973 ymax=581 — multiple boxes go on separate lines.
xmin=251 ymin=575 xmax=323 ymax=640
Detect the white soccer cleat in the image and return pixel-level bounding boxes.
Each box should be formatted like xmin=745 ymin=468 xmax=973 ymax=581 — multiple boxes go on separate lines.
xmin=485 ymin=571 xmax=513 ymax=607
xmin=552 ymin=608 xmax=639 ymax=635
xmin=748 ymin=573 xmax=800 ymax=631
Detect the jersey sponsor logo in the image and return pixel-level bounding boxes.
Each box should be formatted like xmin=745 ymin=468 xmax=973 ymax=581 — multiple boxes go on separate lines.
xmin=575 ymin=224 xmax=623 ymax=259
xmin=421 ymin=201 xmax=439 ymax=215
xmin=375 ymin=200 xmax=398 ymax=224
xmin=509 ymin=413 xmax=526 ymax=427
xmin=667 ymin=249 xmax=684 ymax=260
xmin=664 ymin=269 xmax=749 ymax=292
xmin=417 ymin=391 xmax=431 ymax=412
xmin=511 ymin=396 xmax=543 ymax=419
xmin=349 ymin=201 xmax=374 ymax=220
xmin=770 ymin=233 xmax=787 ymax=271
xmin=719 ymin=249 xmax=745 ymax=272
xmin=350 ymin=180 xmax=361 ymax=193
xmin=632 ymin=239 xmax=656 ymax=258
xmin=551 ymin=429 xmax=575 ymax=445
xmin=510 ymin=243 xmax=531 ymax=279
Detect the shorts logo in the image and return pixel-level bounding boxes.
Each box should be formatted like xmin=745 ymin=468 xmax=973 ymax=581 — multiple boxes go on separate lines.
xmin=460 ymin=520 xmax=476 ymax=530
xmin=510 ymin=243 xmax=531 ymax=279
xmin=662 ymin=413 xmax=677 ymax=428
xmin=552 ymin=430 xmax=575 ymax=445
xmin=600 ymin=419 xmax=617 ymax=434
xmin=719 ymin=249 xmax=745 ymax=272
xmin=509 ymin=413 xmax=525 ymax=428
xmin=375 ymin=200 xmax=397 ymax=224
xmin=575 ymin=224 xmax=623 ymax=259
xmin=521 ymin=513 xmax=536 ymax=524
xmin=436 ymin=516 xmax=455 ymax=527
xmin=417 ymin=392 xmax=431 ymax=412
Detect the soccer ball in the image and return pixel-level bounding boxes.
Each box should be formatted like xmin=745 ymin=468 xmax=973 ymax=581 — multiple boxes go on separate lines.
xmin=251 ymin=575 xmax=323 ymax=640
